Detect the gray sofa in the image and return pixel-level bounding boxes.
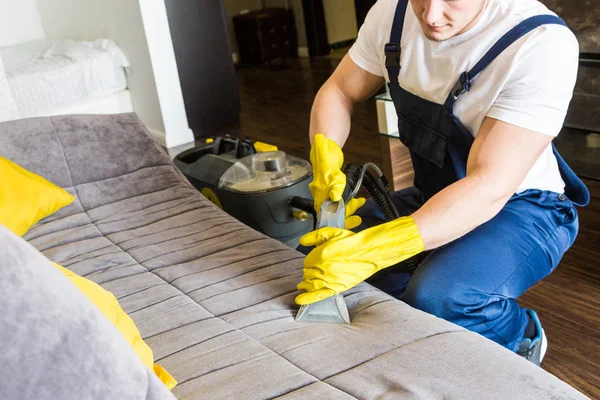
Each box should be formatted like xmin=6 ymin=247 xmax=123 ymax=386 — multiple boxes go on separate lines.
xmin=0 ymin=114 xmax=588 ymax=400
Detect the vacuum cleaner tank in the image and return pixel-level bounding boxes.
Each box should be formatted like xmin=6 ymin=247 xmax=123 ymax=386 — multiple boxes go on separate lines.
xmin=219 ymin=151 xmax=311 ymax=193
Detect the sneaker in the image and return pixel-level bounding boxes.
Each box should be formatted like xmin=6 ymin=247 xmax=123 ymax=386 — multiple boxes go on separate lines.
xmin=517 ymin=309 xmax=547 ymax=366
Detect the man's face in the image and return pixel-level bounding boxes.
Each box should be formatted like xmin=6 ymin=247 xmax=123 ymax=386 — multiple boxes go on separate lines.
xmin=410 ymin=0 xmax=488 ymax=42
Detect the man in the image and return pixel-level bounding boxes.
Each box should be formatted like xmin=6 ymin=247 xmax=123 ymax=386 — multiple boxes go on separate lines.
xmin=296 ymin=0 xmax=590 ymax=366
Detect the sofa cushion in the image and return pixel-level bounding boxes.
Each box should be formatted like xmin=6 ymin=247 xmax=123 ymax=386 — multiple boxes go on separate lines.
xmin=0 ymin=156 xmax=74 ymax=235
xmin=0 ymin=157 xmax=74 ymax=236
xmin=0 ymin=225 xmax=175 ymax=400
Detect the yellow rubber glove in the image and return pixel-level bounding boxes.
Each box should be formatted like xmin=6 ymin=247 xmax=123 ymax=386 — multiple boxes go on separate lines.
xmin=309 ymin=134 xmax=364 ymax=229
xmin=309 ymin=134 xmax=346 ymax=212
xmin=344 ymin=197 xmax=366 ymax=230
xmin=295 ymin=216 xmax=425 ymax=305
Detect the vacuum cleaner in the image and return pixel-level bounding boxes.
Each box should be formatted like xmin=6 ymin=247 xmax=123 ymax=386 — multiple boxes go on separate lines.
xmin=173 ymin=136 xmax=315 ymax=249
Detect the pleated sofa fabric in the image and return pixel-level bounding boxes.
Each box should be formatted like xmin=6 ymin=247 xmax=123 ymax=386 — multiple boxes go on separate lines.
xmin=0 ymin=114 xmax=587 ymax=400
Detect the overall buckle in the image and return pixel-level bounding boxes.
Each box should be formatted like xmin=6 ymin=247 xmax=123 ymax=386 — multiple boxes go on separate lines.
xmin=451 ymin=71 xmax=471 ymax=100
xmin=385 ymin=42 xmax=401 ymax=68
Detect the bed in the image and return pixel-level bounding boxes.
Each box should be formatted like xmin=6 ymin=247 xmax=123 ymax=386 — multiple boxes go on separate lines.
xmin=0 ymin=38 xmax=132 ymax=123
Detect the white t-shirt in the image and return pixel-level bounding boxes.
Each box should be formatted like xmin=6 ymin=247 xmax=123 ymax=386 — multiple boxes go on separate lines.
xmin=349 ymin=0 xmax=579 ymax=194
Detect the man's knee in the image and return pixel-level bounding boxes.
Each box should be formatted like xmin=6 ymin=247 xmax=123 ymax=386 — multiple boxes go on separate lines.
xmin=402 ymin=278 xmax=454 ymax=320
xmin=402 ymin=270 xmax=486 ymax=323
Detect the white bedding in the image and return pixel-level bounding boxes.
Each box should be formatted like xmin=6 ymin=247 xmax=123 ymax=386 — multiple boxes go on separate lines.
xmin=0 ymin=39 xmax=129 ymax=121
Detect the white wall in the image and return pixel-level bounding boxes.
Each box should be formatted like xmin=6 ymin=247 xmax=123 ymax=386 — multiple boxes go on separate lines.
xmin=0 ymin=0 xmax=45 ymax=47
xmin=137 ymin=0 xmax=193 ymax=148
xmin=35 ymin=0 xmax=193 ymax=148
xmin=323 ymin=0 xmax=358 ymax=44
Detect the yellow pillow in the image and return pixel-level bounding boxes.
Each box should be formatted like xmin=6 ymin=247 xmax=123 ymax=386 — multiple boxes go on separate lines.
xmin=0 ymin=157 xmax=75 ymax=236
xmin=52 ymin=262 xmax=177 ymax=390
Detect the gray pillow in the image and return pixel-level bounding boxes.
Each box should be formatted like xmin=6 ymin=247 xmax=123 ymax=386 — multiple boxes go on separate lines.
xmin=0 ymin=225 xmax=175 ymax=400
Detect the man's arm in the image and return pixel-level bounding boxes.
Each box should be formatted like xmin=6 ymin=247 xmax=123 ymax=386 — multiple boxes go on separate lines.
xmin=412 ymin=117 xmax=554 ymax=250
xmin=411 ymin=26 xmax=579 ymax=251
xmin=310 ymin=54 xmax=384 ymax=147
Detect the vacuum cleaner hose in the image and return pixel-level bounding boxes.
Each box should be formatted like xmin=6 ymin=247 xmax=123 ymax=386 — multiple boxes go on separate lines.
xmin=362 ymin=170 xmax=400 ymax=221
xmin=343 ymin=162 xmax=399 ymax=222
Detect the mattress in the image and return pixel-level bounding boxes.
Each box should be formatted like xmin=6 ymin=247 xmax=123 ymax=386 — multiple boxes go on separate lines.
xmin=0 ymin=114 xmax=587 ymax=400
xmin=0 ymin=39 xmax=128 ymax=120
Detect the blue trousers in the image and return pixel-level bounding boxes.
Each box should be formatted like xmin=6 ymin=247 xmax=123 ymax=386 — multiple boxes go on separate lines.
xmin=357 ymin=187 xmax=579 ymax=351
xmin=298 ymin=187 xmax=579 ymax=351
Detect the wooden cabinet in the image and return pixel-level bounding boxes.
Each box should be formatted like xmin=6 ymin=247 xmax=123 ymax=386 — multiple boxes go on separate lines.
xmin=233 ymin=8 xmax=298 ymax=67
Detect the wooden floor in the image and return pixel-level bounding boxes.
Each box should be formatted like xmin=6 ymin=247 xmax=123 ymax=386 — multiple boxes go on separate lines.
xmin=190 ymin=57 xmax=599 ymax=398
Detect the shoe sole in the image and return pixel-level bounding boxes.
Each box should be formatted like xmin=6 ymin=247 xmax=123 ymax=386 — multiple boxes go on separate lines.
xmin=540 ymin=328 xmax=547 ymax=364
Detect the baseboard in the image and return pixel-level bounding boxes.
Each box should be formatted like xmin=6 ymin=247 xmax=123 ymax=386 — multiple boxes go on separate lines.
xmin=148 ymin=127 xmax=195 ymax=149
xmin=148 ymin=128 xmax=167 ymax=147
xmin=234 ymin=47 xmax=309 ymax=59
xmin=298 ymin=47 xmax=309 ymax=57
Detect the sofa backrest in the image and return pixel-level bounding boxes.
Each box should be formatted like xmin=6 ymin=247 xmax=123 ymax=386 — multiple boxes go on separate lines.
xmin=0 ymin=113 xmax=171 ymax=188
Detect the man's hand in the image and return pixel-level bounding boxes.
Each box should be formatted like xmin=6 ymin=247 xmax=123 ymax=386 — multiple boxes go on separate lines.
xmin=309 ymin=134 xmax=346 ymax=213
xmin=295 ymin=216 xmax=425 ymax=305
xmin=344 ymin=197 xmax=366 ymax=230
xmin=309 ymin=134 xmax=366 ymax=229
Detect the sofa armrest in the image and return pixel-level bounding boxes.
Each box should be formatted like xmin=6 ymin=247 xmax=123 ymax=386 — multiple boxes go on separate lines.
xmin=0 ymin=225 xmax=176 ymax=400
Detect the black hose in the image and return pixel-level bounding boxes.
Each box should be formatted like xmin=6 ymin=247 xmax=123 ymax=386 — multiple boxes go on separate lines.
xmin=362 ymin=170 xmax=400 ymax=221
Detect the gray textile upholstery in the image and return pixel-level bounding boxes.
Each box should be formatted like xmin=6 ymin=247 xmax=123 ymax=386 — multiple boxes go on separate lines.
xmin=0 ymin=114 xmax=588 ymax=399
xmin=0 ymin=226 xmax=175 ymax=400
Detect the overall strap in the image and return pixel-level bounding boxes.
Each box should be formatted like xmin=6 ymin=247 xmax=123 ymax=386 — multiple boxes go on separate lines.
xmin=384 ymin=0 xmax=410 ymax=84
xmin=444 ymin=15 xmax=568 ymax=110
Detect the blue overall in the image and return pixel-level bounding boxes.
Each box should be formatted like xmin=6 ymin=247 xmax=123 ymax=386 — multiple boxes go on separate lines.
xmin=358 ymin=0 xmax=591 ymax=352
